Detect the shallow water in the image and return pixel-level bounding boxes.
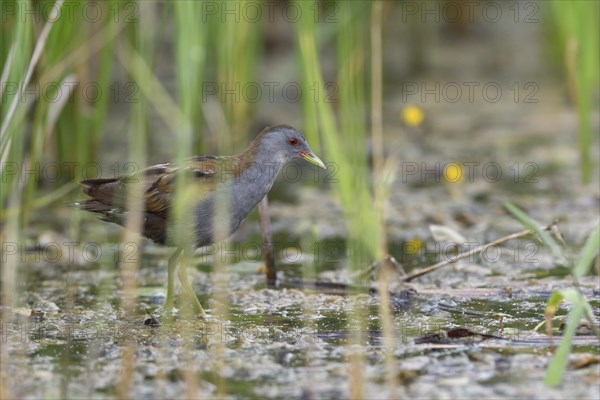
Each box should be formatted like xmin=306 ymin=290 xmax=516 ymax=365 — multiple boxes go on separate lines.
xmin=3 ymin=183 xmax=599 ymax=399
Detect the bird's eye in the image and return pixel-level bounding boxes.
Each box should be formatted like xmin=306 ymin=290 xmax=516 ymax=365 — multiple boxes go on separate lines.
xmin=288 ymin=137 xmax=298 ymax=146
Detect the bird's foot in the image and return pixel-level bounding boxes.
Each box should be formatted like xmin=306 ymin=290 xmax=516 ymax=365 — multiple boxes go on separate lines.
xmin=164 ymin=297 xmax=174 ymax=313
xmin=188 ymin=294 xmax=208 ymax=318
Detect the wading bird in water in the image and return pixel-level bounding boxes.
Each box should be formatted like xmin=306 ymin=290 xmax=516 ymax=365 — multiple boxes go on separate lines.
xmin=79 ymin=125 xmax=325 ymax=316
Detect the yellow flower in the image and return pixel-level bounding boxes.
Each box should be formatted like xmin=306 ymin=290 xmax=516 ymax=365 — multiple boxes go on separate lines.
xmin=405 ymin=239 xmax=423 ymax=255
xmin=401 ymin=105 xmax=425 ymax=127
xmin=443 ymin=163 xmax=463 ymax=183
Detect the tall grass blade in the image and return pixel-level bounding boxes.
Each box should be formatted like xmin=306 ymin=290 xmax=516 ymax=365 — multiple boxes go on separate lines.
xmin=544 ymin=289 xmax=594 ymax=386
xmin=550 ymin=1 xmax=599 ymax=183
xmin=572 ymin=221 xmax=600 ymax=278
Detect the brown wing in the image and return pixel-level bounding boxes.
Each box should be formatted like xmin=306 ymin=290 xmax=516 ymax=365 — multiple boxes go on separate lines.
xmin=80 ymin=155 xmax=239 ymax=215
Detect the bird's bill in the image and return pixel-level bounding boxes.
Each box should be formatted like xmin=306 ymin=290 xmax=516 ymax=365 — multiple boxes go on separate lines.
xmin=300 ymin=151 xmax=326 ymax=169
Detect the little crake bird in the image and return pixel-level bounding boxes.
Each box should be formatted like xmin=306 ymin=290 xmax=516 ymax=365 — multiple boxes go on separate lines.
xmin=79 ymin=125 xmax=325 ymax=316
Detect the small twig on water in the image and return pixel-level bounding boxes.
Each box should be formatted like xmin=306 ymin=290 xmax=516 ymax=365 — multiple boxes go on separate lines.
xmin=400 ymin=222 xmax=557 ymax=282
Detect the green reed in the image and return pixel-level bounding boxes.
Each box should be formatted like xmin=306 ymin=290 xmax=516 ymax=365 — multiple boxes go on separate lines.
xmin=213 ymin=3 xmax=261 ymax=150
xmin=297 ymin=0 xmax=381 ymax=272
xmin=174 ymin=1 xmax=206 ymax=155
xmin=550 ymin=1 xmax=599 ymax=184
xmin=505 ymin=203 xmax=600 ymax=386
xmin=296 ymin=0 xmax=386 ymax=396
xmin=1 ymin=0 xmax=33 ymax=212
xmin=0 ymin=0 xmax=119 ymax=226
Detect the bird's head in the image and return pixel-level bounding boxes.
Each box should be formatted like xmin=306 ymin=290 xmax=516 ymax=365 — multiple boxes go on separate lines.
xmin=254 ymin=124 xmax=326 ymax=169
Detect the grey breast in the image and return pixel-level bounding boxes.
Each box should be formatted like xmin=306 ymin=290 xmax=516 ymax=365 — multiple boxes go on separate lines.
xmin=192 ymin=161 xmax=279 ymax=248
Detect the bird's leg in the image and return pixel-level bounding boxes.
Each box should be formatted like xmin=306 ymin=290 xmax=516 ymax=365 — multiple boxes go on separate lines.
xmin=177 ymin=247 xmax=207 ymax=317
xmin=165 ymin=247 xmax=183 ymax=312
